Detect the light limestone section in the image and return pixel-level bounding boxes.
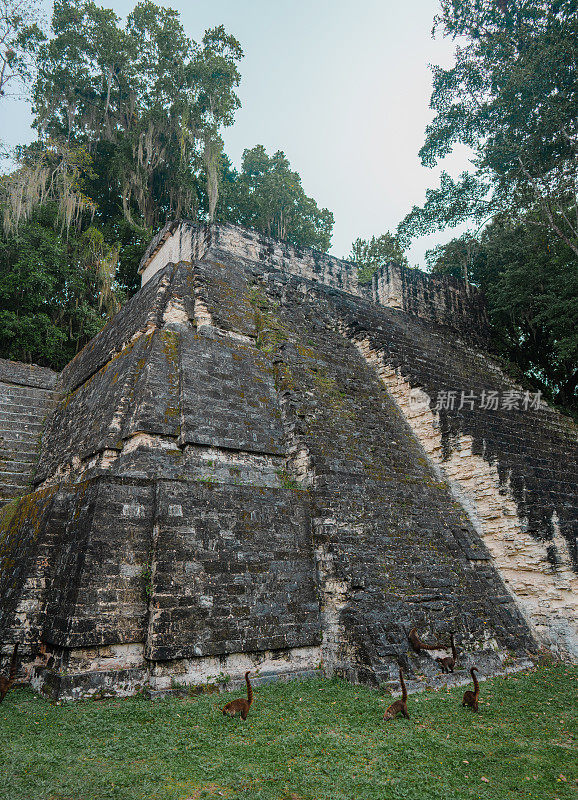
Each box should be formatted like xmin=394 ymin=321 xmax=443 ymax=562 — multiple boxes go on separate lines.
xmin=193 ymin=293 xmax=213 ymax=330
xmin=290 ymin=443 xmax=315 ymax=487
xmin=372 ymin=263 xmax=403 ymax=308
xmin=213 ymin=225 xmax=359 ymax=295
xmin=121 ymin=433 xmax=178 ymax=455
xmin=140 ymin=224 xmax=195 ymax=285
xmin=129 ymin=272 xmax=174 ymax=344
xmin=62 ymin=643 xmax=145 ymax=673
xmin=140 ymin=222 xmax=360 ymax=295
xmin=313 ymin=532 xmax=356 ymax=676
xmin=149 ymin=645 xmax=322 ymax=692
xmin=352 ymin=336 xmax=578 ymax=663
xmin=162 ymin=296 xmax=190 ymax=326
xmin=30 ymin=643 xmax=321 ymax=699
xmin=29 ymin=643 xmax=148 ymax=699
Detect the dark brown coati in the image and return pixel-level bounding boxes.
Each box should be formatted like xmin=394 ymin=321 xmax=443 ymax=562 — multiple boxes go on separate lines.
xmin=383 ymin=668 xmax=410 ymax=720
xmin=436 ymin=632 xmax=457 ymax=673
xmin=222 ymin=671 xmax=253 ymax=720
xmin=462 ymin=667 xmax=480 ymax=711
xmin=407 ymin=626 xmax=440 ymax=653
xmin=0 ymin=644 xmax=19 ymax=703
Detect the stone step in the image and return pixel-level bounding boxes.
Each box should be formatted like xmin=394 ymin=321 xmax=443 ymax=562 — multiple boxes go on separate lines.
xmin=0 ymin=426 xmax=44 ymax=439
xmin=0 ymin=402 xmax=56 ymax=416
xmin=0 ymin=422 xmax=42 ymax=442
xmin=0 ymin=367 xmax=57 ymax=506
xmin=0 ymin=482 xmax=34 ymax=497
xmin=0 ymin=453 xmax=40 ymax=465
xmin=0 ymin=406 xmax=54 ymax=421
xmin=0 ymin=444 xmax=39 ymax=456
xmin=0 ymin=414 xmax=45 ymax=425
xmin=0 ymin=441 xmax=41 ymax=456
xmin=0 ymin=443 xmax=42 ymax=458
xmin=0 ymin=387 xmax=58 ymax=404
xmin=0 ymin=410 xmax=50 ymax=426
xmin=0 ymin=393 xmax=57 ymax=405
xmin=0 ymin=480 xmax=31 ymax=498
xmin=0 ymin=459 xmax=37 ymax=474
xmin=0 ymin=384 xmax=58 ymax=398
xmin=0 ymin=468 xmax=32 ymax=484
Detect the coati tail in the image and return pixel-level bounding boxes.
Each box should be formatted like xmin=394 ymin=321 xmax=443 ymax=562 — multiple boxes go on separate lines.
xmin=245 ymin=671 xmax=253 ymax=707
xmin=8 ymin=643 xmax=18 ymax=684
xmin=399 ymin=668 xmax=407 ymax=703
xmin=471 ymin=667 xmax=479 ymax=698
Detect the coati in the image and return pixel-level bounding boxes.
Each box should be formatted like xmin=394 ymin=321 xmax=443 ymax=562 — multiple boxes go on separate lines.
xmin=383 ymin=668 xmax=410 ymax=720
xmin=222 ymin=671 xmax=253 ymax=720
xmin=436 ymin=632 xmax=457 ymax=673
xmin=462 ymin=667 xmax=480 ymax=711
xmin=407 ymin=626 xmax=440 ymax=653
xmin=0 ymin=643 xmax=19 ymax=703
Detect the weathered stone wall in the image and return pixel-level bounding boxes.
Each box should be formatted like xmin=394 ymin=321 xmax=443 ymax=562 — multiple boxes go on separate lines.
xmin=371 ymin=262 xmax=489 ymax=342
xmin=1 ymin=222 xmax=576 ymax=699
xmin=328 ymin=292 xmax=578 ymax=660
xmin=139 ymin=221 xmax=360 ymax=296
xmin=243 ymin=271 xmax=535 ymax=684
xmin=59 ymin=262 xmax=181 ymax=394
xmin=139 ymin=221 xmax=486 ymax=342
xmin=0 ymin=359 xmax=58 ymax=505
xmin=1 ymin=252 xmax=324 ymax=695
xmin=147 ymin=481 xmax=319 ymax=662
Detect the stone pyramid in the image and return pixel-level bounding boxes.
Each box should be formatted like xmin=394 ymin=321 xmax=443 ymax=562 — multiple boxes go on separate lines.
xmin=0 ymin=222 xmax=576 ymax=699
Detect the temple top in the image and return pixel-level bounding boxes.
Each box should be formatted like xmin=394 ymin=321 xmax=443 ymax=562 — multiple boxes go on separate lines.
xmin=139 ymin=220 xmax=489 ymax=343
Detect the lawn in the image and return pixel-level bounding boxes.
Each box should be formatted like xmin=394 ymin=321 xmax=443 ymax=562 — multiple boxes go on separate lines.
xmin=1 ymin=663 xmax=576 ymax=800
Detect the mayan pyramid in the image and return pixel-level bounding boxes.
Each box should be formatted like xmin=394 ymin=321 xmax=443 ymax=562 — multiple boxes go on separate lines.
xmin=0 ymin=221 xmax=576 ymax=699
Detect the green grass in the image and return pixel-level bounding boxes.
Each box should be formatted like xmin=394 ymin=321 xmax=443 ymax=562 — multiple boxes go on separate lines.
xmin=1 ymin=664 xmax=576 ymax=800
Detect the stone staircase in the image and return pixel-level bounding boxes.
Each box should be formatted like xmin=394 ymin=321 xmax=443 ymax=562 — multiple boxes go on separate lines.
xmin=0 ymin=359 xmax=59 ymax=506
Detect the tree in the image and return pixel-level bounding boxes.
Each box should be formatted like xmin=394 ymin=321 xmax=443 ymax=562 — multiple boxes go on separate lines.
xmin=396 ymin=1 xmax=578 ymax=416
xmin=218 ymin=145 xmax=334 ymax=251
xmin=399 ymin=1 xmax=578 ymax=256
xmin=0 ymin=0 xmax=244 ymax=304
xmin=0 ymin=0 xmax=44 ymax=98
xmin=31 ymin=0 xmax=243 ymax=232
xmin=428 ymin=220 xmax=578 ymax=412
xmin=0 ymin=202 xmax=121 ymax=368
xmin=349 ymin=232 xmax=408 ymax=284
xmin=0 ymin=0 xmax=245 ymax=369
xmin=425 ymin=230 xmax=480 ymax=284
xmin=1 ymin=138 xmax=96 ymax=235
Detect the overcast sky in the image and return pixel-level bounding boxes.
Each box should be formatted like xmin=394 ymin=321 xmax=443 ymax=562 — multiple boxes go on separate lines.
xmin=0 ymin=0 xmax=472 ymax=266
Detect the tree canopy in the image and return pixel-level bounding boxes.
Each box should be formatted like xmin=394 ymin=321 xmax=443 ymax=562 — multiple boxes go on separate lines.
xmin=0 ymin=0 xmax=335 ymax=369
xmin=0 ymin=202 xmax=120 ymax=368
xmin=0 ymin=0 xmax=45 ymax=98
xmin=349 ymin=232 xmax=408 ymax=285
xmin=399 ymin=0 xmax=578 ymax=254
xmin=218 ymin=145 xmax=334 ymax=252
xmin=31 ymin=0 xmax=243 ymax=231
xmin=428 ymin=216 xmax=578 ymax=412
xmin=399 ymin=0 xmax=578 ymax=415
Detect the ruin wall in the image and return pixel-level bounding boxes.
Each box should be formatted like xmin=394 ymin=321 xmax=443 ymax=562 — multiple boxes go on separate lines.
xmin=371 ymin=262 xmax=489 ymax=342
xmin=0 ymin=223 xmax=576 ymax=699
xmin=0 ymin=359 xmax=58 ymax=505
